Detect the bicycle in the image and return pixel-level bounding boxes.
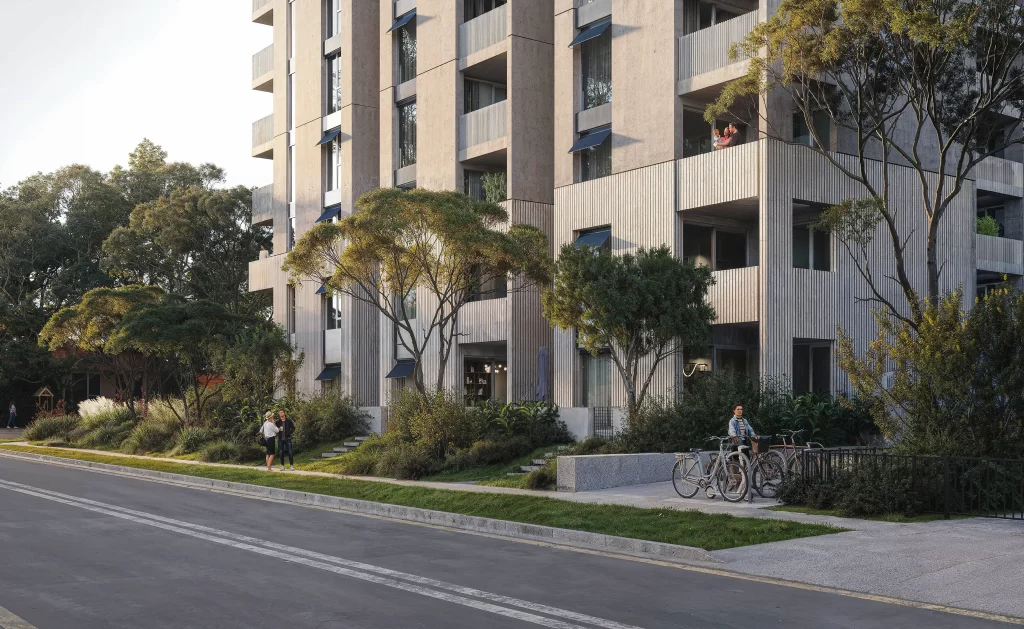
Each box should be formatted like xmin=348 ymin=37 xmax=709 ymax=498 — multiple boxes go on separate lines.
xmin=733 ymin=436 xmax=786 ymax=499
xmin=770 ymin=429 xmax=825 ymax=477
xmin=672 ymin=436 xmax=748 ymax=502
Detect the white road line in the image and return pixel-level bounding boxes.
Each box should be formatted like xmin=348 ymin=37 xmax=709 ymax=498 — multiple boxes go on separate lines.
xmin=0 ymin=479 xmax=650 ymax=629
xmin=0 ymin=604 xmax=39 ymax=629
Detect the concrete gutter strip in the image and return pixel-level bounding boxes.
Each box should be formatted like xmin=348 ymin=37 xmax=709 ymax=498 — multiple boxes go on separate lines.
xmin=0 ymin=449 xmax=721 ymax=565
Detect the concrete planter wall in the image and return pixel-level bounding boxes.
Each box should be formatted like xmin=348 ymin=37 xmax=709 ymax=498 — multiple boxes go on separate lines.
xmin=557 ymin=453 xmax=677 ymax=492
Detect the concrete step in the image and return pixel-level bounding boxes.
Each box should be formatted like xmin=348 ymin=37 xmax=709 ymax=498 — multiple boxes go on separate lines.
xmin=354 ymin=436 xmax=371 ymax=442
xmin=332 ymin=447 xmax=350 ymax=453
xmin=343 ymin=442 xmax=361 ymax=447
xmin=321 ymin=452 xmax=338 ymax=458
xmin=520 ymin=465 xmax=542 ymax=473
xmin=506 ymin=472 xmax=526 ymax=477
xmin=532 ymin=459 xmax=548 ymax=466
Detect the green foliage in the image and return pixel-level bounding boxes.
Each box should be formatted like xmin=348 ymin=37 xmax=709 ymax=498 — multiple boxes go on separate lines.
xmin=543 ymin=244 xmax=715 ymax=417
xmin=198 ymin=440 xmax=242 ymax=463
xmin=372 ymin=442 xmax=439 ymax=480
xmin=523 ymin=459 xmax=557 ymax=490
xmin=122 ymin=414 xmax=179 ymax=454
xmin=777 ymin=466 xmax=922 ymax=518
xmin=25 ymin=414 xmax=81 ymax=442
xmin=444 ymin=437 xmax=534 ymax=471
xmin=175 ymin=426 xmax=212 ymax=455
xmin=839 ymin=289 xmax=1024 ymax=457
xmin=977 ymin=215 xmax=1001 ymax=237
xmin=289 ymin=391 xmax=370 ymax=450
xmin=481 ymin=172 xmax=507 ymax=203
xmin=68 ymin=406 xmax=135 ymax=449
xmin=476 ymin=400 xmax=570 ymax=444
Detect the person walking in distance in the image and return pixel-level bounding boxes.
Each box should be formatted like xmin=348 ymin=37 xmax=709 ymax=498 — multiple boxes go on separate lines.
xmin=6 ymin=402 xmax=16 ymax=429
xmin=276 ymin=409 xmax=296 ymax=471
xmin=259 ymin=411 xmax=280 ymax=472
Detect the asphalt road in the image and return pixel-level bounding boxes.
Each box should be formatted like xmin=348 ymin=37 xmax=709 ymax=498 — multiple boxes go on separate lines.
xmin=0 ymin=455 xmax=1014 ymax=629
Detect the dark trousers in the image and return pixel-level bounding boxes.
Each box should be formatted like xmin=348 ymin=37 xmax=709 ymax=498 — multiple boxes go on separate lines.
xmin=6 ymin=413 xmax=15 ymax=428
xmin=278 ymin=439 xmax=294 ymax=466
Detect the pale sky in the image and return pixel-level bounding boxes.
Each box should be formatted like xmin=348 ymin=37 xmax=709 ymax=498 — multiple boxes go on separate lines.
xmin=0 ymin=0 xmax=272 ymax=189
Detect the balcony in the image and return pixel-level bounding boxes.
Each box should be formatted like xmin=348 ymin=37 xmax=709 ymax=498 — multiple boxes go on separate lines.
xmin=677 ymin=11 xmax=758 ymax=95
xmin=248 ymin=255 xmax=284 ymax=292
xmin=252 ymin=44 xmax=274 ymax=92
xmin=677 ymin=141 xmax=760 ymax=210
xmin=252 ymin=0 xmax=273 ymax=26
xmin=707 ymin=267 xmax=758 ymax=324
xmin=458 ymin=298 xmax=509 ymax=344
xmin=459 ymin=6 xmax=507 ymax=65
xmin=458 ymin=100 xmax=508 ymax=162
xmin=252 ymin=184 xmax=274 ymax=226
xmin=976 ymin=233 xmax=1024 ymax=275
xmin=252 ymin=114 xmax=274 ymax=159
xmin=975 ymin=156 xmax=1024 ymax=197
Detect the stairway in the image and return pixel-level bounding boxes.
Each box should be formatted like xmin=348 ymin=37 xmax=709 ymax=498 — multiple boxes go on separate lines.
xmin=320 ymin=435 xmax=371 ymax=458
xmin=510 ymin=445 xmax=569 ymax=476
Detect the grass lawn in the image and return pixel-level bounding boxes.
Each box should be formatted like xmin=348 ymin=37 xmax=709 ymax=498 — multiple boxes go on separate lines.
xmin=420 ymin=445 xmax=560 ymax=483
xmin=1 ymin=444 xmax=842 ymax=551
xmin=768 ymin=504 xmax=969 ymax=523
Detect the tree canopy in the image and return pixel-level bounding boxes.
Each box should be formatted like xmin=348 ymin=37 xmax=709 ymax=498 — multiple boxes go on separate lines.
xmin=543 ymin=244 xmax=716 ymax=418
xmin=284 ymin=187 xmax=552 ymax=393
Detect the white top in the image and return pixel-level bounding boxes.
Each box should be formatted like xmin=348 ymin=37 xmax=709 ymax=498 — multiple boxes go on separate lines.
xmin=260 ymin=420 xmax=280 ymax=439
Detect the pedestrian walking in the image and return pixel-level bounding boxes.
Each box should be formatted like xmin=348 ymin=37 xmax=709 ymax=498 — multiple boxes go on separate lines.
xmin=6 ymin=402 xmax=16 ymax=429
xmin=276 ymin=409 xmax=296 ymax=471
xmin=258 ymin=411 xmax=280 ymax=472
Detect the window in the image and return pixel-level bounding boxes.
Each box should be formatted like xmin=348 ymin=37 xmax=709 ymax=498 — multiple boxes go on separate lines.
xmin=468 ymin=267 xmax=508 ymax=302
xmin=71 ymin=373 xmax=102 ymax=405
xmin=793 ymin=343 xmax=831 ymax=395
xmin=398 ymin=20 xmax=417 ymax=83
xmin=683 ymin=109 xmax=747 ymax=157
xmin=683 ymin=224 xmax=751 ymax=271
xmin=581 ymin=26 xmax=612 ymax=109
xmin=793 ymin=226 xmax=831 ymax=271
xmin=288 ymin=0 xmax=296 ymax=59
xmin=579 ymin=127 xmax=611 ymax=181
xmin=465 ymin=171 xmax=485 ymax=201
xmin=582 ymin=354 xmax=612 ymax=408
xmin=714 ymin=230 xmax=747 ymax=271
xmin=286 ymin=286 xmax=296 ymax=334
xmin=398 ymin=100 xmax=417 ymax=168
xmin=326 ymin=0 xmax=341 ymax=37
xmin=395 ymin=325 xmax=414 ymax=360
xmin=698 ymin=2 xmax=741 ymax=30
xmin=465 ymin=79 xmax=506 ymax=114
xmin=574 ymin=226 xmax=612 ymax=251
xmin=397 ymin=290 xmax=417 ymax=320
xmin=683 ymin=225 xmax=713 ymax=267
xmin=287 ymin=143 xmax=296 ymax=251
xmin=325 ymin=138 xmax=341 ymax=192
xmin=716 ymin=349 xmax=749 ymax=378
xmin=977 ymin=205 xmax=1006 ymax=237
xmin=793 ymin=110 xmax=831 ymax=149
xmin=327 ymin=54 xmax=341 ymax=114
xmin=326 ymin=294 xmax=342 ymax=330
xmin=465 ymin=0 xmax=506 ymax=21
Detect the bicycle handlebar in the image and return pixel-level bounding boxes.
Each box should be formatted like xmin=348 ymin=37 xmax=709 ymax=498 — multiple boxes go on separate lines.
xmin=776 ymin=429 xmax=805 ymax=437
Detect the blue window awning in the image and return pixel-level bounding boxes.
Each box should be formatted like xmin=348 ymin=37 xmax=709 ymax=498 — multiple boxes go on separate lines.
xmin=574 ymin=228 xmax=611 ymax=249
xmin=387 ymin=10 xmax=416 ymax=33
xmin=316 ymin=127 xmax=341 ymax=146
xmin=568 ymin=19 xmax=610 ymax=47
xmin=385 ymin=360 xmax=416 ymax=379
xmin=316 ymin=205 xmax=341 ymax=223
xmin=315 ymin=365 xmax=341 ymax=381
xmin=315 ymin=284 xmax=328 ymax=295
xmin=568 ymin=127 xmax=611 ymax=153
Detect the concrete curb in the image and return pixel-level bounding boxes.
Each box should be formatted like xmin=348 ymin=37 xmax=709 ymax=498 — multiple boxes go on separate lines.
xmin=0 ymin=449 xmax=722 ymax=565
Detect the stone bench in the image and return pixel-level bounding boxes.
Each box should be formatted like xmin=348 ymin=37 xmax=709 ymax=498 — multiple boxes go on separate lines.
xmin=557 ymin=453 xmax=678 ymax=492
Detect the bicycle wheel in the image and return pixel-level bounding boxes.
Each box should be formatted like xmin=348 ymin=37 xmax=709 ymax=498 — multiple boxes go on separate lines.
xmin=764 ymin=450 xmax=789 ymax=476
xmin=671 ymin=457 xmax=701 ymax=498
xmin=716 ymin=453 xmax=748 ymax=502
xmin=753 ymin=458 xmax=785 ymax=499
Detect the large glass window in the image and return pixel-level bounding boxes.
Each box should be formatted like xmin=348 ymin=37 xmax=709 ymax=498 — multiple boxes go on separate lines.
xmin=684 ymin=224 xmax=751 ymax=271
xmin=288 ymin=143 xmax=296 ymax=251
xmin=465 ymin=79 xmax=506 ymax=114
xmin=326 ymin=0 xmax=341 ymax=37
xmin=465 ymin=0 xmax=506 ymax=21
xmin=326 ymin=294 xmax=342 ymax=330
xmin=793 ymin=110 xmax=831 ymax=149
xmin=683 ymin=225 xmax=714 ymax=267
xmin=398 ymin=101 xmax=417 ymax=168
xmin=468 ymin=266 xmax=508 ymax=302
xmin=977 ymin=205 xmax=1006 ymax=237
xmin=327 ymin=54 xmax=341 ymax=114
xmin=793 ymin=343 xmax=831 ymax=394
xmin=465 ymin=171 xmax=485 ymax=201
xmin=793 ymin=226 xmax=831 ymax=271
xmin=580 ymin=127 xmax=611 ymax=181
xmin=581 ymin=26 xmax=612 ymax=109
xmin=582 ymin=354 xmax=612 ymax=408
xmin=714 ymin=230 xmax=747 ymax=270
xmin=326 ymin=139 xmax=341 ymax=192
xmin=698 ymin=1 xmax=740 ymax=29
xmin=397 ymin=290 xmax=417 ymax=320
xmin=398 ymin=21 xmax=417 ymax=84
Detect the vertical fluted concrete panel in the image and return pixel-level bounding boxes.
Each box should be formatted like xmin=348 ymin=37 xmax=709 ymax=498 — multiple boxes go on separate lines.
xmin=507 ymin=200 xmax=555 ymax=401
xmin=509 ymin=35 xmax=555 ymax=204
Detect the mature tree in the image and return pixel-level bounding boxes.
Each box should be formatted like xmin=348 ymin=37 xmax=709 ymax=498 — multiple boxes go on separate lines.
xmin=284 ymin=188 xmax=552 ymax=394
xmin=102 ymin=186 xmax=271 ymax=316
xmin=543 ymin=245 xmax=716 ymax=419
xmin=710 ymin=0 xmax=1024 ymax=327
xmin=838 ymin=287 xmax=1024 ymax=457
xmin=38 ymin=286 xmax=165 ymax=415
xmin=108 ymin=139 xmax=224 ymax=208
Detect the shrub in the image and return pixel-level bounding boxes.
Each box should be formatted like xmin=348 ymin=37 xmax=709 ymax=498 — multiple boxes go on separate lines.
xmin=477 ymin=401 xmax=571 ymax=445
xmin=78 ymin=397 xmax=122 ymax=419
xmin=390 ymin=389 xmax=479 ymax=460
xmin=122 ymin=414 xmax=180 ymax=454
xmin=523 ymin=460 xmax=557 ymax=490
xmin=198 ymin=440 xmax=241 ymax=463
xmin=977 ymin=215 xmax=1001 ymax=237
xmin=176 ymin=426 xmax=213 ymax=454
xmin=373 ymin=442 xmax=438 ymax=480
xmin=444 ymin=437 xmax=533 ymax=471
xmin=25 ymin=414 xmax=81 ymax=442
xmin=69 ymin=406 xmax=135 ymax=449
xmin=291 ymin=391 xmax=370 ymax=450
xmin=777 ymin=464 xmax=923 ymax=518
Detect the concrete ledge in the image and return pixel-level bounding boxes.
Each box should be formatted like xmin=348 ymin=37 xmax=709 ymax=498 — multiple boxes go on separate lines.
xmin=0 ymin=449 xmax=719 ymax=565
xmin=558 ymin=453 xmax=678 ymax=492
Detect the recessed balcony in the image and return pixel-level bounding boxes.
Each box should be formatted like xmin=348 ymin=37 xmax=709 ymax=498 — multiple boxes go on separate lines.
xmin=252 ymin=184 xmax=274 ymax=226
xmin=975 ymin=156 xmax=1024 ymax=197
xmin=252 ymin=0 xmax=273 ymax=26
xmin=707 ymin=266 xmax=759 ymax=324
xmin=976 ymin=233 xmax=1024 ymax=276
xmin=252 ymin=114 xmax=274 ymax=159
xmin=458 ymin=100 xmax=508 ymax=163
xmin=252 ymin=44 xmax=274 ymax=92
xmin=458 ymin=5 xmax=508 ymax=72
xmin=677 ymin=10 xmax=759 ymax=95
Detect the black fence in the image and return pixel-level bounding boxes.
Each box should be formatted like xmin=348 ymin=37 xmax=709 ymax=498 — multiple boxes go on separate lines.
xmin=592 ymin=407 xmax=615 ymax=439
xmin=798 ymin=448 xmax=1024 ymax=520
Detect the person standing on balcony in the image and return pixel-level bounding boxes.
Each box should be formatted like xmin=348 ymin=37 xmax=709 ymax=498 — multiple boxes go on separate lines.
xmin=712 ymin=128 xmax=723 ymax=151
xmin=727 ymin=123 xmax=743 ymax=147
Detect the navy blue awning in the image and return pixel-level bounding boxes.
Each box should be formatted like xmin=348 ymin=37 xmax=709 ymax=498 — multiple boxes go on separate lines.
xmin=316 ymin=205 xmax=341 ymax=223
xmin=568 ymin=19 xmax=610 ymax=47
xmin=568 ymin=127 xmax=611 ymax=153
xmin=315 ymin=365 xmax=341 ymax=381
xmin=385 ymin=361 xmax=416 ymax=379
xmin=315 ymin=284 xmax=328 ymax=295
xmin=316 ymin=127 xmax=341 ymax=146
xmin=387 ymin=10 xmax=416 ymax=33
xmin=574 ymin=228 xmax=611 ymax=249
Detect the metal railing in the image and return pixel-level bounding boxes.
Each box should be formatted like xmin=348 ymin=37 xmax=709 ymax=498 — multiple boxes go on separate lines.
xmin=252 ymin=44 xmax=274 ymax=81
xmin=459 ymin=5 xmax=507 ymax=58
xmin=678 ymin=11 xmax=758 ymax=80
xmin=252 ymin=114 xmax=274 ymax=148
xmin=798 ymin=448 xmax=1024 ymax=519
xmin=253 ymin=0 xmax=273 ymax=12
xmin=592 ymin=407 xmax=614 ymax=439
xmin=459 ymin=100 xmax=508 ymax=150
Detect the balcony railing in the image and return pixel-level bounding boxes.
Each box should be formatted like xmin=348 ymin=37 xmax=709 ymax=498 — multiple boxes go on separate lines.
xmin=975 ymin=156 xmax=1024 ymax=193
xmin=459 ymin=6 xmax=507 ymax=58
xmin=252 ymin=184 xmax=273 ymax=225
xmin=976 ymin=233 xmax=1024 ymax=275
xmin=459 ymin=100 xmax=508 ymax=151
xmin=678 ymin=11 xmax=758 ymax=82
xmin=252 ymin=114 xmax=274 ymax=148
xmin=252 ymin=44 xmax=274 ymax=82
xmin=707 ymin=266 xmax=758 ymax=324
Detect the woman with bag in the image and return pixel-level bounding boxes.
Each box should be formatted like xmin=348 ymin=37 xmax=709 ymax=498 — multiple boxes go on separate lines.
xmin=258 ymin=411 xmax=280 ymax=472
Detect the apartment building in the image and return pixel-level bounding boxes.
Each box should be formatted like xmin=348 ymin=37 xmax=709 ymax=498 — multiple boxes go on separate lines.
xmin=248 ymin=0 xmax=1024 ymax=422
